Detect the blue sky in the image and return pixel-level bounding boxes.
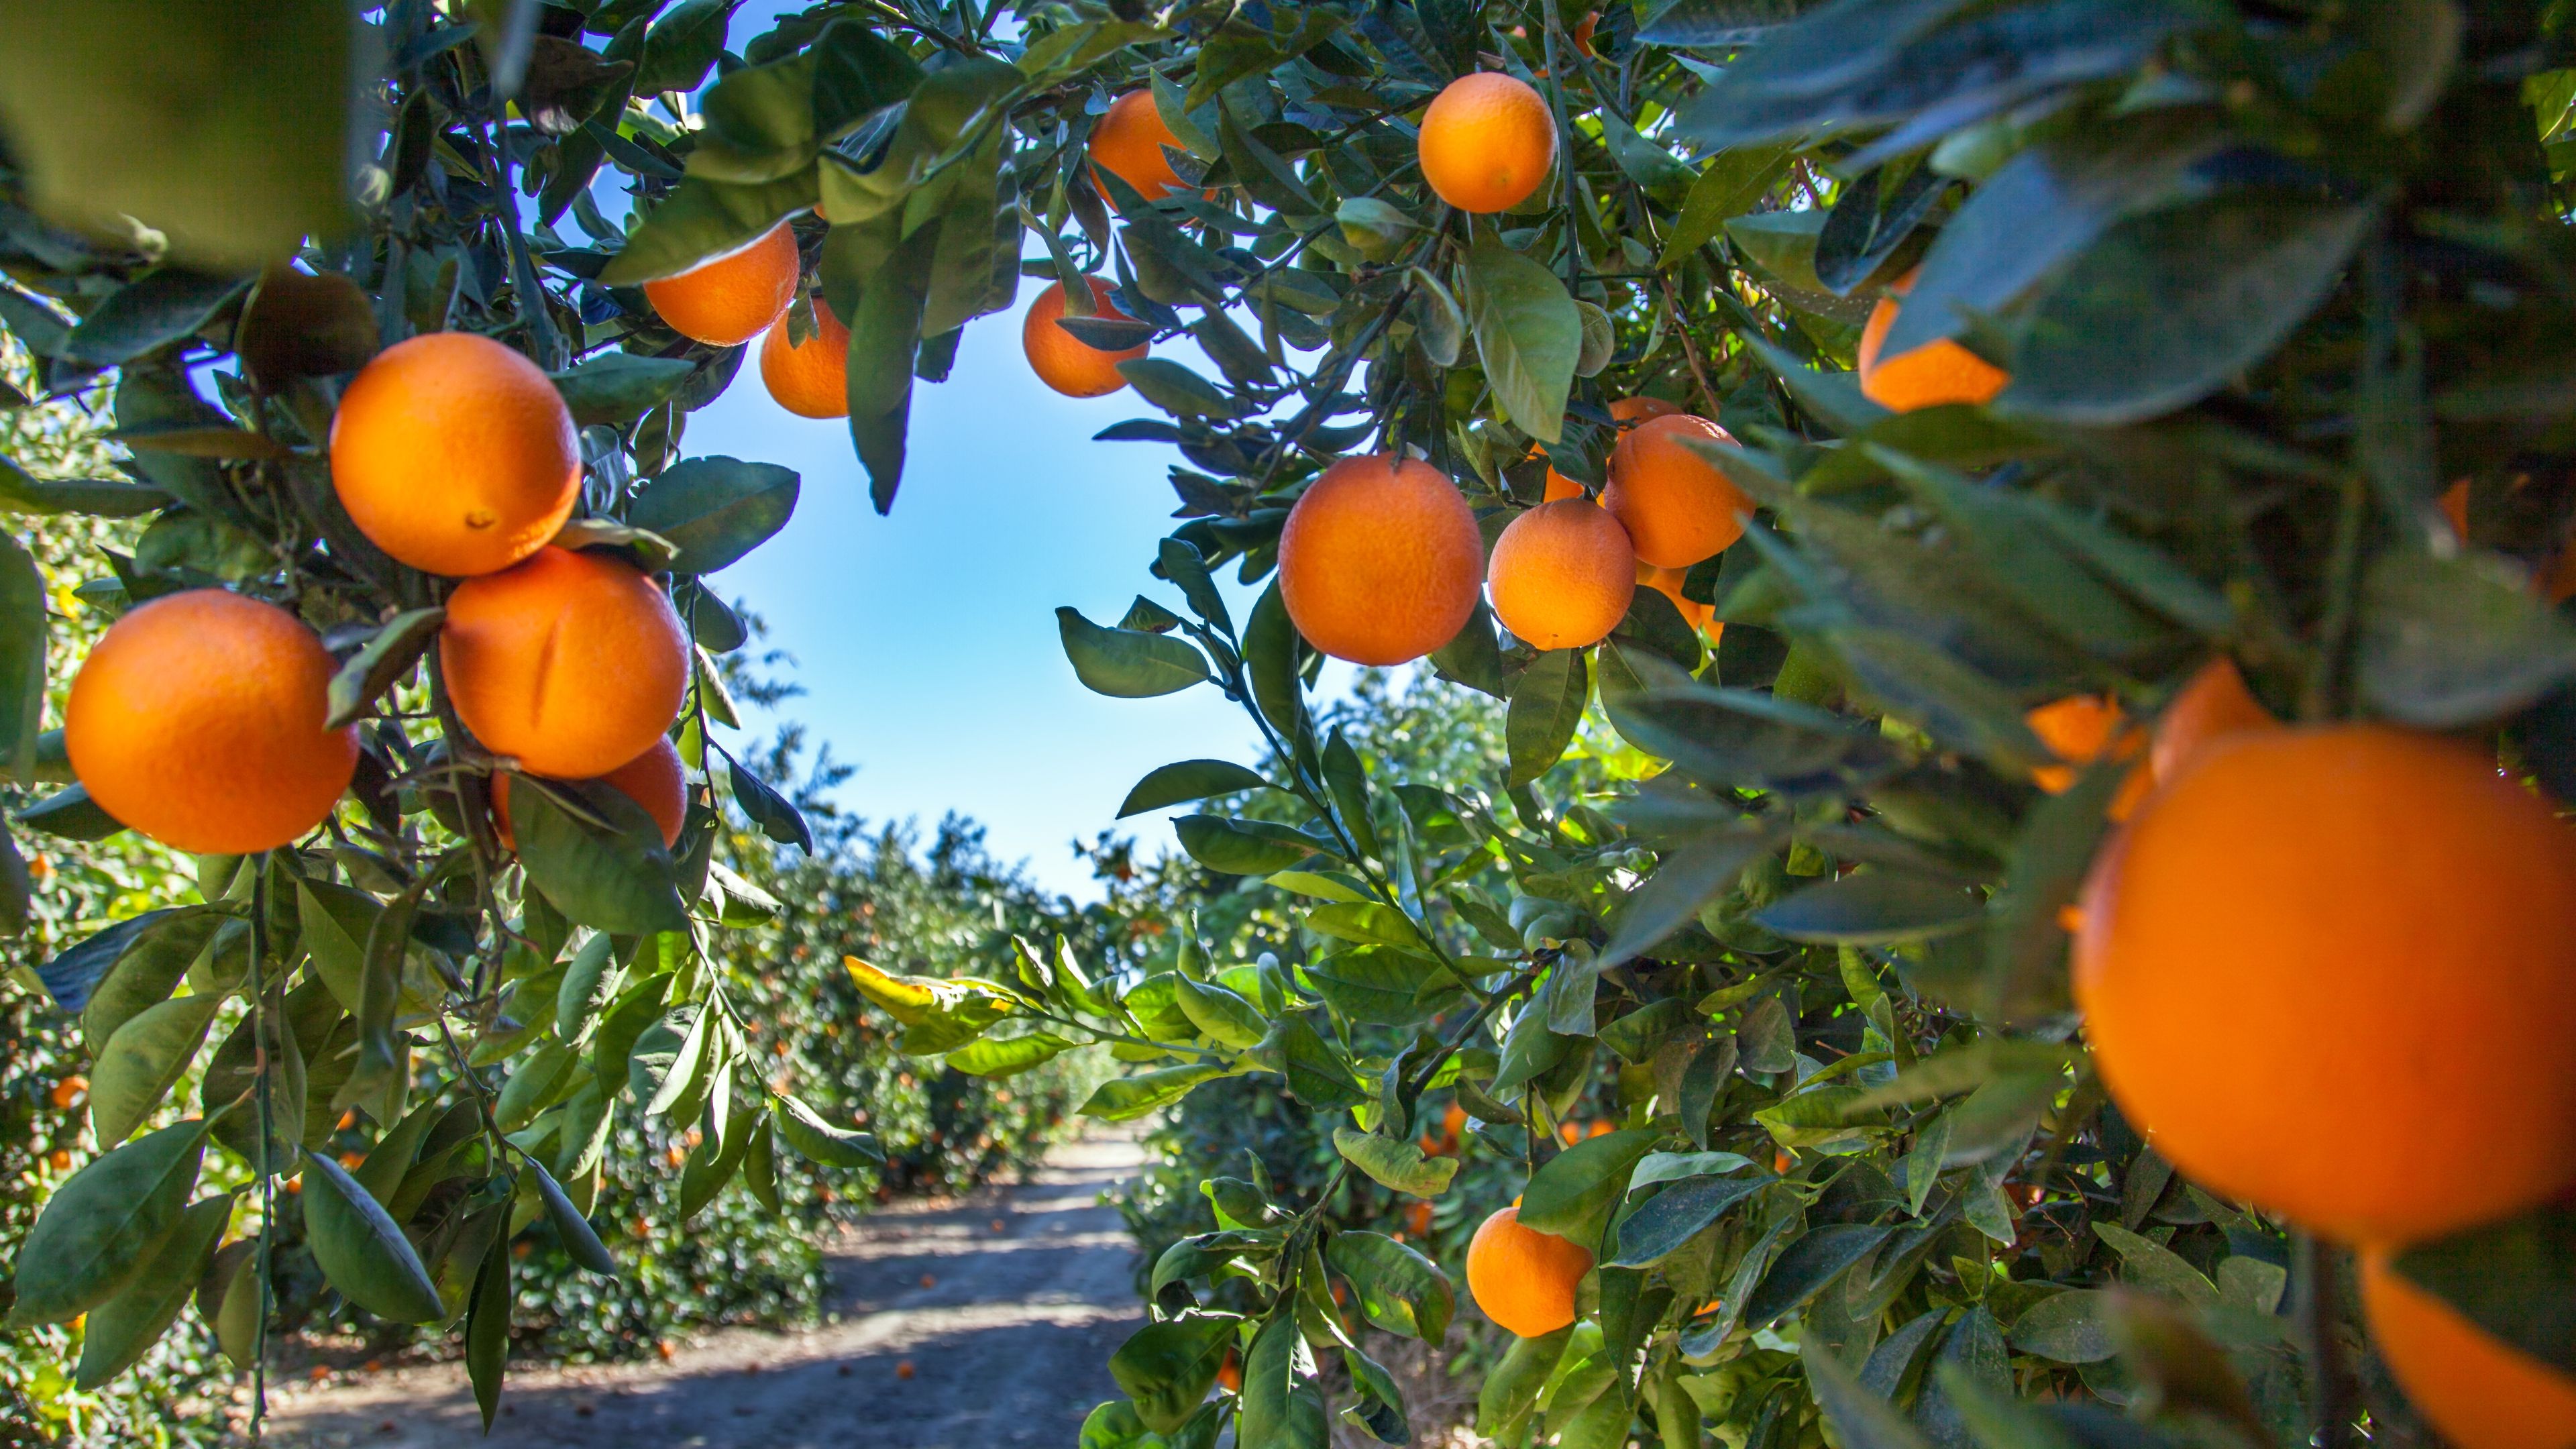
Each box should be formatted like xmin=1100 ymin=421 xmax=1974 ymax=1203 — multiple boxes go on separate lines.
xmin=667 ymin=4 xmax=1364 ymax=897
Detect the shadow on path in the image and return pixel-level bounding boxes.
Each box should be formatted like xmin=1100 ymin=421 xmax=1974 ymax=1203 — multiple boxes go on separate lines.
xmin=269 ymin=1132 xmax=1146 ymax=1449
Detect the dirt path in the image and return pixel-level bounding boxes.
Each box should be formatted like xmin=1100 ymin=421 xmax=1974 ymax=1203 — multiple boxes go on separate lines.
xmin=268 ymin=1131 xmax=1147 ymax=1449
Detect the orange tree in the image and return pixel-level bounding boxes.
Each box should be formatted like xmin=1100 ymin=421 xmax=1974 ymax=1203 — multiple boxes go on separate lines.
xmin=7 ymin=1 xmax=2576 ymax=1448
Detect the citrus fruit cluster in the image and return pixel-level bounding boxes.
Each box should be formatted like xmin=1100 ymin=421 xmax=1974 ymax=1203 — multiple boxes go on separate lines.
xmin=65 ymin=327 xmax=692 ymax=859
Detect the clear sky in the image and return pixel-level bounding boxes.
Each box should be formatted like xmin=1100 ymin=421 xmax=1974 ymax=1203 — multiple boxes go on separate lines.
xmin=667 ymin=4 xmax=1363 ymax=898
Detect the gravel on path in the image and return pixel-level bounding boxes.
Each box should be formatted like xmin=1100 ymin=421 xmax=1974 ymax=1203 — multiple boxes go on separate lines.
xmin=265 ymin=1131 xmax=1146 ymax=1449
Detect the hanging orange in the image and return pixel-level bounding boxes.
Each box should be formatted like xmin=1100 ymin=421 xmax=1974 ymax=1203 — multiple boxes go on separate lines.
xmin=439 ymin=547 xmax=690 ymax=780
xmin=643 ymin=223 xmax=799 ymax=347
xmin=1466 ymin=1206 xmax=1590 ymax=1337
xmin=1487 ymin=499 xmax=1635 ymax=650
xmin=1857 ymin=267 xmax=2010 ymax=413
xmin=492 ymin=735 xmax=688 ymax=853
xmin=1278 ymin=455 xmax=1483 ymax=665
xmin=1089 ymin=90 xmax=1187 ymax=205
xmin=1417 ymin=74 xmax=1556 ymax=214
xmin=2149 ymin=657 xmax=2277 ymax=788
xmin=1601 ymin=413 xmax=1749 ymax=569
xmin=759 ymin=301 xmax=850 ymax=419
xmin=1023 ymin=278 xmax=1148 ymax=398
xmin=2074 ymin=725 xmax=2576 ymax=1244
xmin=66 ymin=590 xmax=356 ymax=855
xmin=2359 ymin=1248 xmax=2576 ymax=1449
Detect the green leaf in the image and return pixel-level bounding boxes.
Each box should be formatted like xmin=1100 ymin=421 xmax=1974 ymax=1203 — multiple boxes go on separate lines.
xmin=2358 ymin=550 xmax=2576 ymax=727
xmin=2392 ymin=1198 xmax=2576 ymax=1374
xmin=1801 ymin=1336 xmax=1935 ymax=1449
xmin=299 ymin=1146 xmax=444 ymax=1323
xmin=1244 ymin=581 xmax=1306 ymax=739
xmin=1611 ymin=1173 xmax=1770 ymax=1267
xmin=1175 ymin=974 xmax=1269 ymax=1050
xmin=2092 ymin=1222 xmax=2219 ymax=1307
xmin=1303 ymin=947 xmax=1450 ymax=1027
xmin=1508 ymin=649 xmax=1589 ymax=788
xmin=631 ymin=0 xmax=734 ymax=95
xmin=1111 ymin=1316 xmax=1234 ymax=1433
xmin=466 ymin=1230 xmax=511 ymax=1430
xmin=325 ymin=606 xmax=443 ymax=730
xmin=946 ymin=1032 xmax=1077 ymax=1078
xmin=1276 ymin=1016 xmax=1368 ymax=1111
xmin=1663 ymin=143 xmax=1794 ymax=267
xmin=7 ymin=1118 xmax=207 ymax=1326
xmin=629 ymin=456 xmax=801 ymax=575
xmin=72 ymin=908 xmax=224 ymax=1049
xmin=1332 ymin=1128 xmax=1460 ymax=1198
xmin=597 ymin=171 xmax=816 ymax=287
xmin=509 ymin=776 xmax=689 ymax=936
xmin=1478 ymin=1326 xmax=1574 ymax=1439
xmin=1406 ymin=266 xmax=1466 ymax=368
xmin=1175 ymin=814 xmax=1315 ymax=875
xmin=1746 ymin=1224 xmax=1893 ymax=1327
xmin=1521 ymin=1128 xmax=1658 ymax=1254
xmin=0 ymin=456 xmax=169 ymax=517
xmin=523 ymin=1154 xmax=618 ymax=1275
xmin=1328 ymin=1230 xmax=1455 ymax=1343
xmin=89 ymin=994 xmax=222 ymax=1146
xmin=1058 ymin=606 xmax=1212 ymax=698
xmin=1238 ymin=1310 xmax=1330 ymax=1449
xmin=74 ymin=1193 xmax=231 ymax=1390
xmin=1466 ymin=239 xmax=1582 ymax=445
xmin=2002 ymin=191 xmax=2379 ymax=425
xmin=2008 ymin=1288 xmax=2117 ymax=1362
xmin=550 ymin=353 xmax=701 ymax=427
xmin=17 ymin=782 xmax=126 ymax=841
xmin=1602 ymin=824 xmax=1782 ymax=966
xmin=1119 ymin=358 xmax=1238 ymax=421
xmin=294 ymin=878 xmax=380 ymax=1014
xmin=0 ymin=532 xmax=43 ymax=781
xmin=1081 ymin=1063 xmax=1228 ymax=1122
xmin=1754 ymin=867 xmax=1982 ymax=945
xmin=774 ymin=1091 xmax=885 ymax=1167
xmin=1120 ymin=759 xmax=1271 ymax=817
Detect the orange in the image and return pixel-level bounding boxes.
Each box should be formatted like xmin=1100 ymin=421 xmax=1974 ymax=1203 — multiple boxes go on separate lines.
xmin=1638 ymin=563 xmax=1717 ymax=637
xmin=1403 ymin=1199 xmax=1434 ymax=1238
xmin=2149 ymin=657 xmax=2276 ymax=788
xmin=2073 ymin=725 xmax=2576 ymax=1244
xmin=759 ymin=301 xmax=850 ymax=419
xmin=1023 ymin=278 xmax=1148 ymax=398
xmin=1487 ymin=499 xmax=1635 ymax=650
xmin=439 ymin=547 xmax=690 ymax=780
xmin=1857 ymin=267 xmax=2010 ymax=413
xmin=492 ymin=735 xmax=687 ymax=852
xmin=2025 ymin=695 xmax=2138 ymax=794
xmin=48 ymin=1075 xmax=85 ymax=1111
xmin=1418 ymin=74 xmax=1556 ymax=214
xmin=643 ymin=223 xmax=799 ymax=347
xmin=2360 ymin=1248 xmax=2576 ymax=1449
xmin=1089 ymin=91 xmax=1187 ymax=205
xmin=66 ymin=590 xmax=356 ymax=855
xmin=1466 ymin=1205 xmax=1591 ymax=1337
xmin=329 ymin=332 xmax=580 ymax=577
xmin=1216 ymin=1348 xmax=1242 ymax=1394
xmin=1279 ymin=455 xmax=1483 ymax=665
xmin=1444 ymin=1099 xmax=1469 ymax=1146
xmin=1601 ymin=413 xmax=1750 ymax=569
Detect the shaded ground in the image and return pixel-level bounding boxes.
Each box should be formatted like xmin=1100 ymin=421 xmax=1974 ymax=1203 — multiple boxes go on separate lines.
xmin=267 ymin=1132 xmax=1146 ymax=1449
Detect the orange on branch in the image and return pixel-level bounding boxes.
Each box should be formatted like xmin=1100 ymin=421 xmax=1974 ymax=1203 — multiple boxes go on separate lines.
xmin=2361 ymin=1248 xmax=2576 ymax=1449
xmin=329 ymin=331 xmax=580 ymax=577
xmin=1418 ymin=74 xmax=1556 ymax=214
xmin=2025 ymin=694 xmax=2138 ymax=794
xmin=1858 ymin=267 xmax=2010 ymax=413
xmin=1278 ymin=454 xmax=1483 ymax=665
xmin=1089 ymin=91 xmax=1187 ymax=205
xmin=1023 ymin=278 xmax=1148 ymax=398
xmin=1487 ymin=499 xmax=1635 ymax=650
xmin=492 ymin=735 xmax=688 ymax=852
xmin=66 ymin=590 xmax=356 ymax=855
xmin=440 ymin=547 xmax=690 ymax=780
xmin=759 ymin=301 xmax=851 ymax=419
xmin=2074 ymin=725 xmax=2576 ymax=1244
xmin=1466 ymin=1206 xmax=1591 ymax=1338
xmin=1609 ymin=396 xmax=1684 ymax=427
xmin=1602 ymin=413 xmax=1749 ymax=569
xmin=643 ymin=223 xmax=799 ymax=347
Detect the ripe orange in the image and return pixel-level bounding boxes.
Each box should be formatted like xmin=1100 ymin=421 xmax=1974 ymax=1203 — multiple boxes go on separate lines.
xmin=439 ymin=547 xmax=690 ymax=780
xmin=2360 ymin=1248 xmax=2576 ymax=1449
xmin=2074 ymin=725 xmax=2576 ymax=1244
xmin=1638 ymin=563 xmax=1717 ymax=637
xmin=329 ymin=332 xmax=580 ymax=577
xmin=1403 ymin=1199 xmax=1434 ymax=1238
xmin=2149 ymin=657 xmax=2276 ymax=788
xmin=1601 ymin=413 xmax=1750 ymax=569
xmin=643 ymin=223 xmax=799 ymax=347
xmin=1279 ymin=455 xmax=1483 ymax=665
xmin=492 ymin=735 xmax=687 ymax=852
xmin=1418 ymin=74 xmax=1556 ymax=214
xmin=2438 ymin=479 xmax=2471 ymax=541
xmin=1216 ymin=1347 xmax=1242 ymax=1393
xmin=2025 ymin=695 xmax=2139 ymax=794
xmin=1466 ymin=1205 xmax=1591 ymax=1338
xmin=1444 ymin=1099 xmax=1468 ymax=1146
xmin=759 ymin=301 xmax=850 ymax=419
xmin=1089 ymin=91 xmax=1186 ymax=205
xmin=66 ymin=590 xmax=357 ymax=855
xmin=1023 ymin=278 xmax=1148 ymax=398
xmin=1857 ymin=267 xmax=2010 ymax=413
xmin=1488 ymin=499 xmax=1635 ymax=650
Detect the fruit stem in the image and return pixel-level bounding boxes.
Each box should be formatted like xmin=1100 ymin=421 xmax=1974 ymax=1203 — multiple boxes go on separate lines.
xmin=2294 ymin=1230 xmax=2353 ymax=1449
